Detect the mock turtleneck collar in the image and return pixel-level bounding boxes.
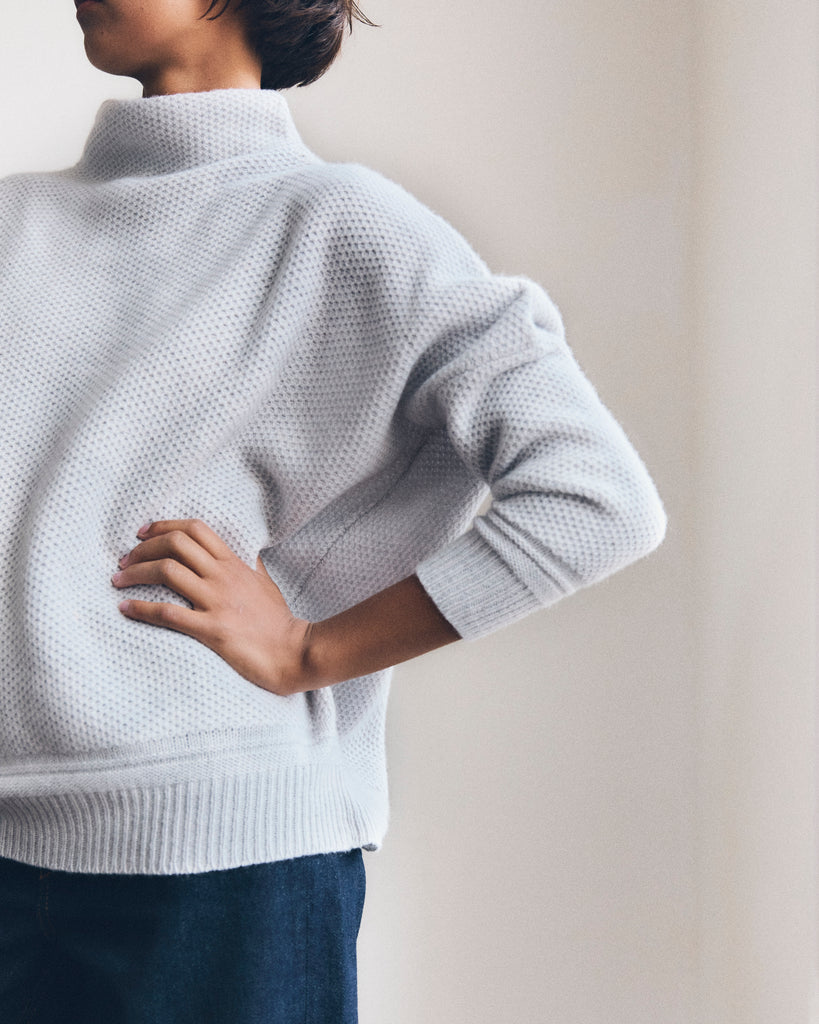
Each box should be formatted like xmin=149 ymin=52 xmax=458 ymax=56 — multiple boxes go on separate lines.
xmin=71 ymin=87 xmax=313 ymax=181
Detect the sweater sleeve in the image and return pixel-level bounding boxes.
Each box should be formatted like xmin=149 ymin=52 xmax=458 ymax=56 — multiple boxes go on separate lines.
xmin=404 ymin=271 xmax=668 ymax=640
xmin=307 ymin=164 xmax=667 ymax=640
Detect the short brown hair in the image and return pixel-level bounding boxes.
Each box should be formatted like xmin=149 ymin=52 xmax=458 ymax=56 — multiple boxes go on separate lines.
xmin=201 ymin=0 xmax=375 ymax=91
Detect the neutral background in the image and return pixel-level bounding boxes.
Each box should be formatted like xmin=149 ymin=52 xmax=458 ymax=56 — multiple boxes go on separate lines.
xmin=1 ymin=2 xmax=816 ymax=1022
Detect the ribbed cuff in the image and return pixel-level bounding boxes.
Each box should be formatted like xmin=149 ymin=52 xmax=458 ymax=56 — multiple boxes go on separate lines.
xmin=415 ymin=528 xmax=563 ymax=641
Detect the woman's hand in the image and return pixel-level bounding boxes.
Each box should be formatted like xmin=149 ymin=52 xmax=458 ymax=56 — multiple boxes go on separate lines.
xmin=113 ymin=518 xmax=462 ymax=696
xmin=112 ymin=519 xmax=312 ymax=696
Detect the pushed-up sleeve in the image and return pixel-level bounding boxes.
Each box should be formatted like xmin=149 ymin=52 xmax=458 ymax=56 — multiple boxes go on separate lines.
xmin=404 ymin=271 xmax=668 ymax=641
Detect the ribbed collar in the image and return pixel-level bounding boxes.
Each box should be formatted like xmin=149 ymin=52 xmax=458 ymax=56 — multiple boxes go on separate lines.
xmin=71 ymin=87 xmax=313 ymax=181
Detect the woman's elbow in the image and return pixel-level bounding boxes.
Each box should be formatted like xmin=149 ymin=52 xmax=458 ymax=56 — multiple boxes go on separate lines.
xmin=587 ymin=477 xmax=668 ymax=583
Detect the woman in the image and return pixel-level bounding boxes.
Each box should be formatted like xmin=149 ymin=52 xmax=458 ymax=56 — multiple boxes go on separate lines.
xmin=0 ymin=1 xmax=667 ymax=1021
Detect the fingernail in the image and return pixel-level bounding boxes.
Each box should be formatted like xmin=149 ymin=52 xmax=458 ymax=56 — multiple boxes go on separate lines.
xmin=118 ymin=600 xmax=132 ymax=614
xmin=118 ymin=553 xmax=130 ymax=569
xmin=111 ymin=572 xmax=123 ymax=585
xmin=137 ymin=522 xmax=152 ymax=538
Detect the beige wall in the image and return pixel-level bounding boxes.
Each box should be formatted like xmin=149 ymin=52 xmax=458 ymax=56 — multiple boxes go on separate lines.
xmin=1 ymin=2 xmax=816 ymax=1022
xmin=691 ymin=2 xmax=818 ymax=1021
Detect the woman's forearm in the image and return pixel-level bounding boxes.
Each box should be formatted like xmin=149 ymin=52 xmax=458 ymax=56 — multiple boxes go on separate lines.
xmin=297 ymin=574 xmax=461 ymax=690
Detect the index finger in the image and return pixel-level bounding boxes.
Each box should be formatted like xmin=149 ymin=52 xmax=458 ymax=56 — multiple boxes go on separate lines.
xmin=136 ymin=519 xmax=235 ymax=561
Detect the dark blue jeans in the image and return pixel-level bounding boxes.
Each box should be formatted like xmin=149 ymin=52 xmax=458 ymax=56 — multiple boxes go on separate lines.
xmin=0 ymin=848 xmax=365 ymax=1024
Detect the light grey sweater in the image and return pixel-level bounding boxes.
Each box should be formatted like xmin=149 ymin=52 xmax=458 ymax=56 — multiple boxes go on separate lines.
xmin=0 ymin=88 xmax=666 ymax=874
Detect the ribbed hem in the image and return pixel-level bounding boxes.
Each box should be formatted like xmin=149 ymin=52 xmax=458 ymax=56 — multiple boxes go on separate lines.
xmin=0 ymin=763 xmax=386 ymax=875
xmin=415 ymin=528 xmax=563 ymax=640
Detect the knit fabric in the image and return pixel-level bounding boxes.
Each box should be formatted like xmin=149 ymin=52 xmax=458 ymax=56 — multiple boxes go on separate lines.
xmin=0 ymin=88 xmax=667 ymax=874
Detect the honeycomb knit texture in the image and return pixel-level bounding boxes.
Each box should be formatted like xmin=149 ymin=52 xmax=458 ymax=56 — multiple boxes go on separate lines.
xmin=0 ymin=88 xmax=667 ymax=874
